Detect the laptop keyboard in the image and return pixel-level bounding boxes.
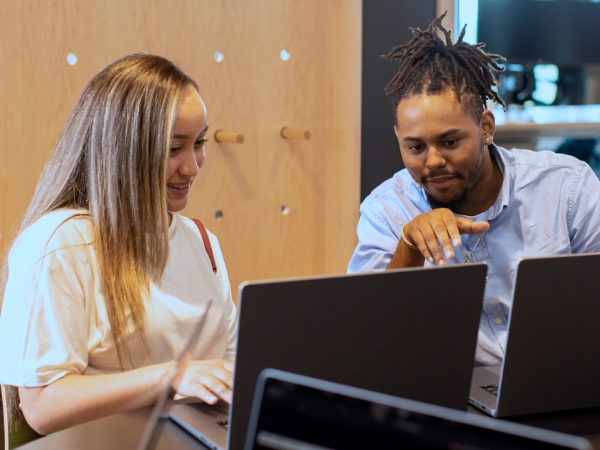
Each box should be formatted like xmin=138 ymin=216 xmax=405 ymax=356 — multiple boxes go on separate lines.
xmin=480 ymin=384 xmax=499 ymax=396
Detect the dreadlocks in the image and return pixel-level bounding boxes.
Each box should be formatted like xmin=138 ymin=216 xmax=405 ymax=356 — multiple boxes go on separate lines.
xmin=383 ymin=11 xmax=506 ymax=123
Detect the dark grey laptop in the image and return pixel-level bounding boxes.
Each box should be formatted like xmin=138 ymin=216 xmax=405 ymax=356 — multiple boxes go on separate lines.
xmin=245 ymin=369 xmax=592 ymax=450
xmin=469 ymin=253 xmax=600 ymax=417
xmin=171 ymin=264 xmax=487 ymax=450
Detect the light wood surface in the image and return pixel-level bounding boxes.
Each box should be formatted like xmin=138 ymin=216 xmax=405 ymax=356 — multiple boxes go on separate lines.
xmin=0 ymin=1 xmax=361 ymax=302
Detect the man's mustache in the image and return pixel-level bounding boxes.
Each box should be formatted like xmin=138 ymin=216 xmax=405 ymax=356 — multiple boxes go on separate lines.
xmin=421 ymin=170 xmax=464 ymax=183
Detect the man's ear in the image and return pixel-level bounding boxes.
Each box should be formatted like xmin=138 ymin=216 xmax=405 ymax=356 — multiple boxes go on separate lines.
xmin=394 ymin=125 xmax=400 ymax=140
xmin=481 ymin=109 xmax=496 ymax=141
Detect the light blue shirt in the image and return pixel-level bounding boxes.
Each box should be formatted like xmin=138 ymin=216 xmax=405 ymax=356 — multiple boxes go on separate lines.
xmin=348 ymin=145 xmax=600 ymax=365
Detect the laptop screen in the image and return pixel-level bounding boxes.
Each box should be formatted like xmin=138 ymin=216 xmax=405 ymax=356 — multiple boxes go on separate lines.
xmin=245 ymin=370 xmax=592 ymax=450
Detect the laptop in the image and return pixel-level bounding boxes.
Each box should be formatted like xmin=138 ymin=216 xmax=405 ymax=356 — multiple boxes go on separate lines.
xmin=469 ymin=253 xmax=600 ymax=417
xmin=170 ymin=264 xmax=487 ymax=450
xmin=245 ymin=368 xmax=592 ymax=450
xmin=137 ymin=301 xmax=214 ymax=450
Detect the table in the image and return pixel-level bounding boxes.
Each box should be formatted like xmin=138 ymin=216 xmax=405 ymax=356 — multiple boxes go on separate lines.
xmin=492 ymin=104 xmax=600 ymax=151
xmin=19 ymin=406 xmax=208 ymax=450
xmin=467 ymin=405 xmax=600 ymax=448
xmin=20 ymin=404 xmax=600 ymax=449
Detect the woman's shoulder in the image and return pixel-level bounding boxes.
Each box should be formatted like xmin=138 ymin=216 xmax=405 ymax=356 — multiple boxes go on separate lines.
xmin=174 ymin=214 xmax=226 ymax=264
xmin=11 ymin=209 xmax=93 ymax=259
xmin=176 ymin=214 xmax=218 ymax=241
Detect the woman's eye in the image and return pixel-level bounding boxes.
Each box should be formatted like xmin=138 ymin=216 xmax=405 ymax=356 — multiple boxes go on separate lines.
xmin=170 ymin=146 xmax=181 ymax=153
xmin=195 ymin=138 xmax=208 ymax=147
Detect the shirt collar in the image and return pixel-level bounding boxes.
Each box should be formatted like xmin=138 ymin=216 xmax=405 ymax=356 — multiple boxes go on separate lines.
xmin=486 ymin=143 xmax=510 ymax=221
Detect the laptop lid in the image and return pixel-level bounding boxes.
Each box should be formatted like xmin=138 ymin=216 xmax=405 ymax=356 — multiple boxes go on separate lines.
xmin=245 ymin=369 xmax=592 ymax=450
xmin=228 ymin=264 xmax=487 ymax=450
xmin=137 ymin=301 xmax=213 ymax=450
xmin=493 ymin=253 xmax=600 ymax=417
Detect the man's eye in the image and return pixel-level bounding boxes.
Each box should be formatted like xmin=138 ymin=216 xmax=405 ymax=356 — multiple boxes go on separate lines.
xmin=409 ymin=144 xmax=425 ymax=151
xmin=445 ymin=139 xmax=458 ymax=146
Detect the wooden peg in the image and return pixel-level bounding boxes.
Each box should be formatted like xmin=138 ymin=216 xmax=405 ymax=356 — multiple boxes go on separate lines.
xmin=281 ymin=127 xmax=311 ymax=140
xmin=214 ymin=130 xmax=244 ymax=144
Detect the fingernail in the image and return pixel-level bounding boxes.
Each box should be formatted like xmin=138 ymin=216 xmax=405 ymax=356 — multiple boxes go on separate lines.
xmin=445 ymin=249 xmax=453 ymax=259
xmin=428 ymin=257 xmax=434 ymax=263
xmin=453 ymin=238 xmax=460 ymax=247
xmin=208 ymin=395 xmax=216 ymax=402
xmin=438 ymin=259 xmax=446 ymax=266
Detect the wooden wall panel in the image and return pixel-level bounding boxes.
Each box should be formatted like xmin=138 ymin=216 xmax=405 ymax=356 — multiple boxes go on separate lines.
xmin=0 ymin=1 xmax=361 ymax=301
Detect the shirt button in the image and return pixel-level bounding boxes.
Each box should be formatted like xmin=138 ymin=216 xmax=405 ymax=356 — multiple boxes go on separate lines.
xmin=485 ymin=276 xmax=489 ymax=282
xmin=495 ymin=317 xmax=502 ymax=325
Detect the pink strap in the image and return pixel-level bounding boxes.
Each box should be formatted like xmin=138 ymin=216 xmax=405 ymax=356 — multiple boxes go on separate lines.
xmin=191 ymin=218 xmax=217 ymax=274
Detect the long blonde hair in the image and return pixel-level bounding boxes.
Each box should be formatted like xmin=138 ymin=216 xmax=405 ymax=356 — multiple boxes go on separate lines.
xmin=1 ymin=53 xmax=199 ymax=429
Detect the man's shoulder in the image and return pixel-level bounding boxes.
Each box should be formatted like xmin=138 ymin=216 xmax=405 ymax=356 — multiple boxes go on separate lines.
xmin=501 ymin=146 xmax=586 ymax=173
xmin=360 ymin=169 xmax=430 ymax=224
xmin=364 ymin=168 xmax=423 ymax=205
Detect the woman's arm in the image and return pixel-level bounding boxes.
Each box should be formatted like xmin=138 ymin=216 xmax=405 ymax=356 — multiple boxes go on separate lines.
xmin=19 ymin=359 xmax=233 ymax=435
xmin=19 ymin=362 xmax=171 ymax=435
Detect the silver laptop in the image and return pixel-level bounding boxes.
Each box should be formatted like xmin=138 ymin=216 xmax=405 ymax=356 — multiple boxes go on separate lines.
xmin=137 ymin=301 xmax=214 ymax=450
xmin=245 ymin=369 xmax=592 ymax=450
xmin=469 ymin=253 xmax=600 ymax=417
xmin=171 ymin=264 xmax=487 ymax=450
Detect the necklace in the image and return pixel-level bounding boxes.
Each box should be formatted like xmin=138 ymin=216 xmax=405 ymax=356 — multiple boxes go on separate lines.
xmin=464 ymin=229 xmax=488 ymax=264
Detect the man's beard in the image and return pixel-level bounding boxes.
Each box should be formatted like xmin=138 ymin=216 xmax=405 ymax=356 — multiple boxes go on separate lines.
xmin=426 ymin=186 xmax=470 ymax=212
xmin=421 ymin=168 xmax=470 ymax=212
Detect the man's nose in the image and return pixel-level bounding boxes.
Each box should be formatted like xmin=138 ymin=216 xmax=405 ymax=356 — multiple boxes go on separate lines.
xmin=425 ymin=147 xmax=447 ymax=170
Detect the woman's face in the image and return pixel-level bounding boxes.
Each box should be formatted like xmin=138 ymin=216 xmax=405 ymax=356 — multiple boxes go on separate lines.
xmin=166 ymin=85 xmax=208 ymax=214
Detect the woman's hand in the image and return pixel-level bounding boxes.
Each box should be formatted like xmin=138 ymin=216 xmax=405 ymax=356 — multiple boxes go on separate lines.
xmin=176 ymin=359 xmax=234 ymax=404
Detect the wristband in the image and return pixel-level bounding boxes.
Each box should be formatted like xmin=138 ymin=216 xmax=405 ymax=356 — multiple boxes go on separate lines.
xmin=401 ymin=224 xmax=419 ymax=250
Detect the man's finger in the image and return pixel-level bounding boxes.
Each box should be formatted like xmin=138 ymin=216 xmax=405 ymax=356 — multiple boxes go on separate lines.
xmin=432 ymin=221 xmax=455 ymax=261
xmin=456 ymin=217 xmax=490 ymax=235
xmin=420 ymin=224 xmax=447 ymax=266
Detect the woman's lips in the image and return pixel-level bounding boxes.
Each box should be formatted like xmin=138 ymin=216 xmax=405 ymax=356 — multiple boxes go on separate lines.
xmin=167 ymin=183 xmax=190 ymax=196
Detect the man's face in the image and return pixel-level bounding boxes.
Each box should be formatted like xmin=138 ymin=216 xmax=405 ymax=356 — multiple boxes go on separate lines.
xmin=394 ymin=91 xmax=493 ymax=212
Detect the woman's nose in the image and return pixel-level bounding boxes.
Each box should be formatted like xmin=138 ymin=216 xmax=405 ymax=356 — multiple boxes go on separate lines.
xmin=180 ymin=148 xmax=201 ymax=176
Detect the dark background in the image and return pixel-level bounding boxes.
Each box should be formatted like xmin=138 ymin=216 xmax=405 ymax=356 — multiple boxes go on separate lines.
xmin=361 ymin=0 xmax=437 ymax=201
xmin=478 ymin=0 xmax=600 ymax=66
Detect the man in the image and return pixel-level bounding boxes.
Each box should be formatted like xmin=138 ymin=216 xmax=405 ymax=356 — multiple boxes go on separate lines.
xmin=348 ymin=13 xmax=600 ymax=365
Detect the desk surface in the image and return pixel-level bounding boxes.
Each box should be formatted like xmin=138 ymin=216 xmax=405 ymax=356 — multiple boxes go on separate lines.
xmin=20 ymin=407 xmax=208 ymax=450
xmin=19 ymin=404 xmax=600 ymax=450
xmin=467 ymin=405 xmax=600 ymax=449
xmin=494 ymin=104 xmax=600 ymax=141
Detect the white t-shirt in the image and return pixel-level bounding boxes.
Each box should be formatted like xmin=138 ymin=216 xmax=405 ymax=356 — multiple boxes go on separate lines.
xmin=0 ymin=209 xmax=237 ymax=387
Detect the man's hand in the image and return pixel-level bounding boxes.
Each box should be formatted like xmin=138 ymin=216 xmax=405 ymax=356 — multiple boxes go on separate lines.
xmin=176 ymin=359 xmax=234 ymax=404
xmin=403 ymin=209 xmax=489 ymax=265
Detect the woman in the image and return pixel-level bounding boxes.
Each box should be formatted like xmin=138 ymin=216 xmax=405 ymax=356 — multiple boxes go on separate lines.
xmin=0 ymin=54 xmax=236 ymax=435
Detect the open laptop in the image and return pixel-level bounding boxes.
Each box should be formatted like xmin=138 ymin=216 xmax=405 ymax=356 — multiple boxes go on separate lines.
xmin=245 ymin=369 xmax=592 ymax=450
xmin=469 ymin=253 xmax=600 ymax=417
xmin=137 ymin=301 xmax=213 ymax=450
xmin=170 ymin=264 xmax=487 ymax=450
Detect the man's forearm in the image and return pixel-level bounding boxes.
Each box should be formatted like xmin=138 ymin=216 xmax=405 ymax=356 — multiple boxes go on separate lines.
xmin=387 ymin=238 xmax=425 ymax=269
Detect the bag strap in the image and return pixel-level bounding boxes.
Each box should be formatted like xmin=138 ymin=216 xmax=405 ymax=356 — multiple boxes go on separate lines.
xmin=191 ymin=218 xmax=217 ymax=274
